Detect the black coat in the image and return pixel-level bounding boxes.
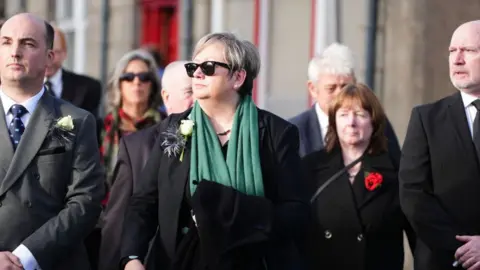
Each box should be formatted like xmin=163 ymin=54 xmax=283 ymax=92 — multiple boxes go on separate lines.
xmin=61 ymin=69 xmax=102 ymax=118
xmin=120 ymin=108 xmax=310 ymax=269
xmin=400 ymin=92 xmax=480 ymax=270
xmin=302 ymin=148 xmax=415 ymax=270
xmin=99 ymin=124 xmax=161 ymax=270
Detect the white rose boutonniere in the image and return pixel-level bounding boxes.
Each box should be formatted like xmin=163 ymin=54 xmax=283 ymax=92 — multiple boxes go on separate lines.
xmin=161 ymin=119 xmax=195 ymax=162
xmin=50 ymin=115 xmax=75 ymax=145
xmin=55 ymin=115 xmax=74 ymax=131
xmin=178 ymin=120 xmax=194 ymax=161
xmin=180 ymin=119 xmax=194 ymax=136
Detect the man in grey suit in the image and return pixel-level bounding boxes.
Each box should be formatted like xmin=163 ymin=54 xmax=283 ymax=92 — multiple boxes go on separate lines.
xmin=0 ymin=13 xmax=104 ymax=270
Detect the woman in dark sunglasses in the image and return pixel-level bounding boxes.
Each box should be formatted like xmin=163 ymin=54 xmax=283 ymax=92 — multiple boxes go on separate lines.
xmin=100 ymin=49 xmax=164 ymax=201
xmin=120 ymin=32 xmax=310 ymax=270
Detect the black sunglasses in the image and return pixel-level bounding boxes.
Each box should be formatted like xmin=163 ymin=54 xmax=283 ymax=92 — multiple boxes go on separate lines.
xmin=184 ymin=61 xmax=230 ymax=77
xmin=119 ymin=72 xmax=153 ymax=82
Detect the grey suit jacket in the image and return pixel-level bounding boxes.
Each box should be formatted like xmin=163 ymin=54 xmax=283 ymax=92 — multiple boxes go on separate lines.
xmin=289 ymin=107 xmax=323 ymax=157
xmin=0 ymin=92 xmax=105 ymax=270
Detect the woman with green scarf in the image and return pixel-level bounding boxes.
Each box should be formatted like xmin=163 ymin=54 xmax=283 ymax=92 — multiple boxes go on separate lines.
xmin=119 ymin=32 xmax=310 ymax=270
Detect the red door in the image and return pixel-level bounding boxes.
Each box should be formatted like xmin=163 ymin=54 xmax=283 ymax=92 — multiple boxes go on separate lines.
xmin=140 ymin=0 xmax=179 ymax=66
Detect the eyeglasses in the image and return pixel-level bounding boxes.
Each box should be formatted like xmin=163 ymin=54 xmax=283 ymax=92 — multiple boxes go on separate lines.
xmin=184 ymin=61 xmax=230 ymax=77
xmin=119 ymin=72 xmax=153 ymax=83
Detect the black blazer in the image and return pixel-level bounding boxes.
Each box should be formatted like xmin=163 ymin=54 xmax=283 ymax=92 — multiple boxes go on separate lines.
xmin=61 ymin=69 xmax=102 ymax=118
xmin=302 ymin=148 xmax=415 ymax=270
xmin=120 ymin=108 xmax=310 ymax=269
xmin=400 ymin=92 xmax=480 ymax=270
xmin=290 ymin=107 xmax=402 ymax=166
xmin=98 ymin=124 xmax=161 ymax=270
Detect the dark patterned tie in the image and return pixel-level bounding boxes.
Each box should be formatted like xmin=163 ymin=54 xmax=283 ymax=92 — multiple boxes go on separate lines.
xmin=8 ymin=104 xmax=27 ymax=150
xmin=44 ymin=80 xmax=55 ymax=97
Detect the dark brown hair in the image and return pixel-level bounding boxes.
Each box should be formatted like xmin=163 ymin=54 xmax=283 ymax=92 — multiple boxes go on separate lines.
xmin=44 ymin=21 xmax=54 ymax=50
xmin=324 ymin=83 xmax=387 ymax=155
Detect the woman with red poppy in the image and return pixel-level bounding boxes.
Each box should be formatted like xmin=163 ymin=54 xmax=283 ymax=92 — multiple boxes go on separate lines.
xmin=301 ymin=83 xmax=416 ymax=270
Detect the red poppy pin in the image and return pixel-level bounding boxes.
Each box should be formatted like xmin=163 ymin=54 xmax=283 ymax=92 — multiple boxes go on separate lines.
xmin=364 ymin=172 xmax=383 ymax=191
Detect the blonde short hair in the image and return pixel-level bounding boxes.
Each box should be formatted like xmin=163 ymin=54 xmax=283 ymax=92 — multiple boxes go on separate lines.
xmin=192 ymin=32 xmax=260 ymax=96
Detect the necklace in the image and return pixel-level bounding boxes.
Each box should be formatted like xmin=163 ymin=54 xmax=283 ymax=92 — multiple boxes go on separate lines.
xmin=217 ymin=129 xmax=231 ymax=136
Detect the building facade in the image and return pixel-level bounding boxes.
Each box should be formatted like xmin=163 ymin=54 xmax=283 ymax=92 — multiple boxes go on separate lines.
xmin=2 ymin=0 xmax=479 ymax=147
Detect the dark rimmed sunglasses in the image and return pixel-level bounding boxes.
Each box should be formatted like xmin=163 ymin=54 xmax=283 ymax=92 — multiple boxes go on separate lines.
xmin=119 ymin=72 xmax=153 ymax=83
xmin=184 ymin=61 xmax=230 ymax=77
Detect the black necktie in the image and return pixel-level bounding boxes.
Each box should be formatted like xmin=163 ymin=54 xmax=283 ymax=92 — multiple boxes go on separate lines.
xmin=44 ymin=80 xmax=55 ymax=97
xmin=8 ymin=104 xmax=27 ymax=150
xmin=471 ymin=100 xmax=480 ymax=157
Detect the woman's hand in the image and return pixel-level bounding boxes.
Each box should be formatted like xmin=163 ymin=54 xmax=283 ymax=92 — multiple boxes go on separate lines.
xmin=124 ymin=259 xmax=145 ymax=270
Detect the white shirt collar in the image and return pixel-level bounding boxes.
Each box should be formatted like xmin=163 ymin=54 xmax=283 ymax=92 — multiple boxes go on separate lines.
xmin=315 ymin=103 xmax=329 ymax=127
xmin=461 ymin=91 xmax=478 ymax=108
xmin=315 ymin=103 xmax=329 ymax=141
xmin=45 ymin=68 xmax=62 ymax=85
xmin=0 ymin=88 xmax=45 ymax=116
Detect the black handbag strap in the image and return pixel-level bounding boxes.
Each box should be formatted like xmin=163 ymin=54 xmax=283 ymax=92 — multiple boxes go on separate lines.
xmin=310 ymin=155 xmax=363 ymax=204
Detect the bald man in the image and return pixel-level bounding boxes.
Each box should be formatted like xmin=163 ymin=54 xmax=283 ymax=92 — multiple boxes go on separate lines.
xmin=160 ymin=60 xmax=194 ymax=114
xmin=0 ymin=13 xmax=104 ymax=270
xmin=99 ymin=61 xmax=192 ymax=270
xmin=400 ymin=20 xmax=480 ymax=270
xmin=44 ymin=25 xmax=102 ymax=117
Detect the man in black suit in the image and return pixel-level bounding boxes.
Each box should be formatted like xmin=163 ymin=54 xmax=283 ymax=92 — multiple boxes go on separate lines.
xmin=400 ymin=20 xmax=480 ymax=270
xmin=98 ymin=60 xmax=193 ymax=270
xmin=289 ymin=43 xmax=400 ymax=164
xmin=44 ymin=25 xmax=102 ymax=118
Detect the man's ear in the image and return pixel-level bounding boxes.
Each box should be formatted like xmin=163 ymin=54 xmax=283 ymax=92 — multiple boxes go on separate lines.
xmin=307 ymin=80 xmax=318 ymax=99
xmin=161 ymin=88 xmax=169 ymax=106
xmin=47 ymin=49 xmax=54 ymax=65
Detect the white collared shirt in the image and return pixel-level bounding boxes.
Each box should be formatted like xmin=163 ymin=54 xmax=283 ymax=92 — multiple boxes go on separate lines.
xmin=0 ymin=87 xmax=45 ymax=128
xmin=44 ymin=68 xmax=63 ymax=98
xmin=315 ymin=103 xmax=329 ymax=143
xmin=461 ymin=91 xmax=479 ymax=138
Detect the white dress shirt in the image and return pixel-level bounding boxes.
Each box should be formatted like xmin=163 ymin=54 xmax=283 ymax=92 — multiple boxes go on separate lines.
xmin=44 ymin=68 xmax=63 ymax=98
xmin=0 ymin=88 xmax=44 ymax=270
xmin=1 ymin=88 xmax=45 ymax=128
xmin=461 ymin=91 xmax=478 ymax=138
xmin=315 ymin=103 xmax=329 ymax=143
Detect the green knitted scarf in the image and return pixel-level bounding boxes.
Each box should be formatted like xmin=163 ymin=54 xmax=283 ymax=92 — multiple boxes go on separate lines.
xmin=189 ymin=96 xmax=264 ymax=197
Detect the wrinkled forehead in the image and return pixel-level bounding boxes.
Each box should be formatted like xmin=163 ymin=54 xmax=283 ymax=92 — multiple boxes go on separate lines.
xmin=450 ymin=24 xmax=480 ymax=47
xmin=318 ymin=74 xmax=355 ymax=88
xmin=1 ymin=19 xmax=44 ymax=42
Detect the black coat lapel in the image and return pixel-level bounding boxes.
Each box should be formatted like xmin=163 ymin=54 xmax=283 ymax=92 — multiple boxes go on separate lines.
xmin=157 ymin=110 xmax=192 ymax=258
xmin=311 ymin=150 xmax=363 ymax=231
xmin=448 ymin=93 xmax=479 ymax=169
xmin=357 ymin=153 xmax=395 ymax=209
